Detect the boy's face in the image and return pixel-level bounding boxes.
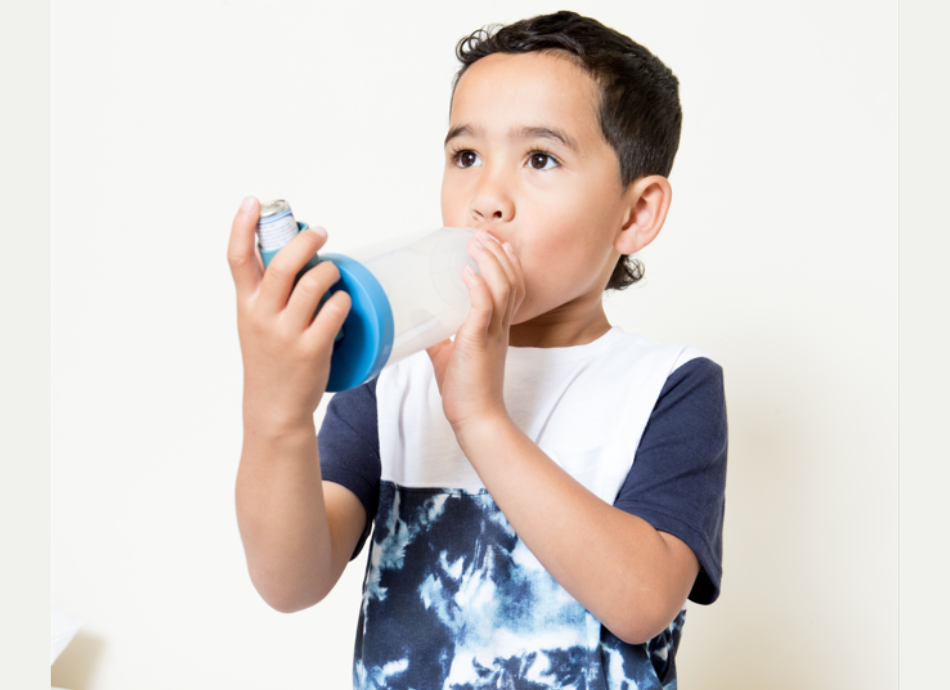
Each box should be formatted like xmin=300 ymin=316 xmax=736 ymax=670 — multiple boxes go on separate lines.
xmin=441 ymin=51 xmax=633 ymax=329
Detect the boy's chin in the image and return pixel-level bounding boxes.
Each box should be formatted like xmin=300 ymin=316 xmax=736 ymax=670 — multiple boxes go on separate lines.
xmin=509 ymin=306 xmax=540 ymax=328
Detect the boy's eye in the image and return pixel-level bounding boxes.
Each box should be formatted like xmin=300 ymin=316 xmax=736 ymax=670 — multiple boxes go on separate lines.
xmin=454 ymin=150 xmax=481 ymax=168
xmin=528 ymin=152 xmax=558 ymax=170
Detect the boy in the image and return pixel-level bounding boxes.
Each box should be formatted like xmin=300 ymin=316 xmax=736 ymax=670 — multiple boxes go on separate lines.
xmin=229 ymin=11 xmax=727 ymax=690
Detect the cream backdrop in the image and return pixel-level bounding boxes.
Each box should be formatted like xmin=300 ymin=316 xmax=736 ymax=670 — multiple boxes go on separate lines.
xmin=52 ymin=1 xmax=899 ymax=688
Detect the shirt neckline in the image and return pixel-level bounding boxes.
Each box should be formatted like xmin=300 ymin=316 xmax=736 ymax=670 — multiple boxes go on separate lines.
xmin=505 ymin=325 xmax=626 ymax=366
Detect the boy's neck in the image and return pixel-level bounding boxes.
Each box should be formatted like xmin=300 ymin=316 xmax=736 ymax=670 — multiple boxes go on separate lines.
xmin=509 ymin=303 xmax=613 ymax=349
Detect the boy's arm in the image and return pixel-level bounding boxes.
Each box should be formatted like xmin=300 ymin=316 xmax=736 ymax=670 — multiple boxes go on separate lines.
xmin=235 ymin=420 xmax=366 ymax=613
xmin=427 ymin=230 xmax=698 ymax=645
xmin=451 ymin=416 xmax=699 ymax=645
xmin=228 ymin=197 xmax=362 ymax=612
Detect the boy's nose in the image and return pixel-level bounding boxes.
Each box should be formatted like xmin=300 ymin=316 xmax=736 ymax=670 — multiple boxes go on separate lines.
xmin=469 ymin=174 xmax=515 ymax=225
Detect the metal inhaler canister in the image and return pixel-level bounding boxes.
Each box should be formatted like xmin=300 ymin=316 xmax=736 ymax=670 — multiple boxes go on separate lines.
xmin=255 ymin=199 xmax=341 ymax=338
xmin=257 ymin=199 xmax=310 ymax=265
xmin=255 ymin=198 xmax=476 ymax=392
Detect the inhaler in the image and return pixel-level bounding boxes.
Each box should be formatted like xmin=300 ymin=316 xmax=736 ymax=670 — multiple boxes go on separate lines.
xmin=256 ymin=199 xmax=477 ymax=391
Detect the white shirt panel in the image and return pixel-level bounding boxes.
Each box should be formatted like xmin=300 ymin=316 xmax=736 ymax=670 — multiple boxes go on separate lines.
xmin=376 ymin=326 xmax=707 ymax=503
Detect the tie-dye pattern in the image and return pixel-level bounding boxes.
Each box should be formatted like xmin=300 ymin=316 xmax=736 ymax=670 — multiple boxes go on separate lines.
xmin=354 ymin=481 xmax=685 ymax=690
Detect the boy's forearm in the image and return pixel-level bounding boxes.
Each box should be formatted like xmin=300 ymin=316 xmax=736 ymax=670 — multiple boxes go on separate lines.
xmin=453 ymin=414 xmax=699 ymax=645
xmin=235 ymin=416 xmax=336 ymax=613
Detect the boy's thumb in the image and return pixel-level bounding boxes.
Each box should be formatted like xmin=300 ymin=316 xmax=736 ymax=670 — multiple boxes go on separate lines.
xmin=425 ymin=339 xmax=453 ymax=390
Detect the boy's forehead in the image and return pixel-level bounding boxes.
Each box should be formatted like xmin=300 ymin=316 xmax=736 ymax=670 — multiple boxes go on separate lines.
xmin=449 ymin=52 xmax=602 ymax=140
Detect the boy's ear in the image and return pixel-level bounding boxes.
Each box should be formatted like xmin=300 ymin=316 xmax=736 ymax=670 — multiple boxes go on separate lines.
xmin=615 ymin=175 xmax=672 ymax=255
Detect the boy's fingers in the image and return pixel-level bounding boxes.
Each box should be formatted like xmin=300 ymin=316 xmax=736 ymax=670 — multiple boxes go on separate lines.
xmin=460 ymin=264 xmax=494 ymax=335
xmin=227 ymin=197 xmax=263 ymax=300
xmin=257 ymin=229 xmax=328 ymax=315
xmin=470 ymin=233 xmax=513 ymax=330
xmin=502 ymin=242 xmax=527 ymax=322
xmin=283 ymin=260 xmax=343 ymax=331
xmin=486 ymin=237 xmax=524 ymax=325
xmin=305 ymin=289 xmax=352 ymax=351
xmin=482 ymin=232 xmax=519 ymax=293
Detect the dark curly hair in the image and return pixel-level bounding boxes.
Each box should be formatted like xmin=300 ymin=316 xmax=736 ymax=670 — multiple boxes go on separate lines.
xmin=453 ymin=11 xmax=682 ymax=290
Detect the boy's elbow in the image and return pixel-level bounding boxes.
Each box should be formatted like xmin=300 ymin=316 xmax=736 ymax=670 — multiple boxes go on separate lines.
xmin=266 ymin=597 xmax=316 ymax=615
xmin=605 ymin=599 xmax=685 ymax=646
xmin=259 ymin=586 xmax=325 ymax=614
xmin=609 ymin=619 xmax=665 ymax=647
xmin=607 ymin=537 xmax=698 ymax=644
xmin=250 ymin=571 xmax=328 ymax=614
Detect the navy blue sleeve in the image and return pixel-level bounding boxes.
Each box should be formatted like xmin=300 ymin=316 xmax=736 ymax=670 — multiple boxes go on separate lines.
xmin=612 ymin=357 xmax=728 ymax=605
xmin=317 ymin=376 xmax=381 ymax=560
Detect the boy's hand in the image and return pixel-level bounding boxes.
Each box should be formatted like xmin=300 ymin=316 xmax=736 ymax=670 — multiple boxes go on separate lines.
xmin=228 ymin=197 xmax=351 ymax=430
xmin=426 ymin=230 xmax=525 ymax=431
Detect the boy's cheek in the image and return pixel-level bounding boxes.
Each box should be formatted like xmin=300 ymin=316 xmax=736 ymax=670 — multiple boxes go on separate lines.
xmin=440 ymin=200 xmax=463 ymax=227
xmin=444 ymin=185 xmax=473 ymax=220
xmin=440 ymin=178 xmax=467 ymax=224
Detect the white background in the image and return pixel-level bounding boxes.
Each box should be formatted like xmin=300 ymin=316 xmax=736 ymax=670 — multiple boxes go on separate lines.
xmin=33 ymin=0 xmax=942 ymax=688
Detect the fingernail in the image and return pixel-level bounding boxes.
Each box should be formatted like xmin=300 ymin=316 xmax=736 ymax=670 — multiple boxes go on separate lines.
xmin=241 ymin=196 xmax=256 ymax=211
xmin=503 ymin=242 xmax=514 ymax=256
xmin=480 ymin=229 xmax=500 ymax=244
xmin=473 ymin=234 xmax=485 ymax=248
xmin=308 ymin=225 xmax=328 ymax=240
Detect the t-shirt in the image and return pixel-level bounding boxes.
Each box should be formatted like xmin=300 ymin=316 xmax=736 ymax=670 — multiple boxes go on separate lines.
xmin=318 ymin=326 xmax=727 ymax=690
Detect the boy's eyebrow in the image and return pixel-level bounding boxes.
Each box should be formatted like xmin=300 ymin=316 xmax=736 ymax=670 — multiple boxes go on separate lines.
xmin=515 ymin=126 xmax=580 ymax=152
xmin=444 ymin=124 xmax=580 ymax=152
xmin=444 ymin=124 xmax=479 ymax=146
